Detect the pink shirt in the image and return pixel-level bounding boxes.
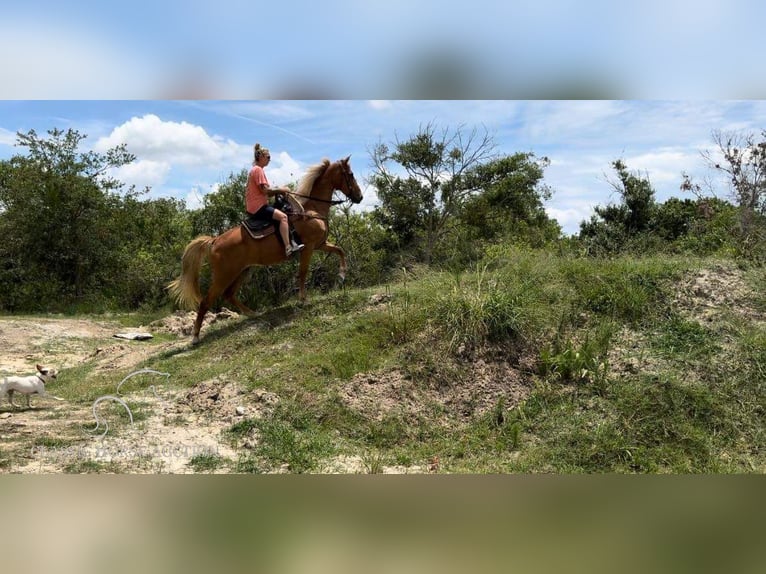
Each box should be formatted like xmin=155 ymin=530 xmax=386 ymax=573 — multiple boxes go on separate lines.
xmin=245 ymin=165 xmax=269 ymax=213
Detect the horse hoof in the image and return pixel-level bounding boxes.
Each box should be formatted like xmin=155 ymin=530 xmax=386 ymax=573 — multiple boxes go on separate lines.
xmin=191 ymin=335 xmax=200 ymax=346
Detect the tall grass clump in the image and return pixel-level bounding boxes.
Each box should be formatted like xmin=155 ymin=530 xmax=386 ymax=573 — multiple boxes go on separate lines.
xmin=427 ymin=249 xmax=567 ymax=351
xmin=424 ymin=249 xmax=687 ymax=355
xmin=561 ymin=255 xmax=688 ymax=325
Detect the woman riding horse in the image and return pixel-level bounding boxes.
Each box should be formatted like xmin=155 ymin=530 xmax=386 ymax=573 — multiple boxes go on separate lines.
xmin=167 ymin=155 xmax=363 ymax=344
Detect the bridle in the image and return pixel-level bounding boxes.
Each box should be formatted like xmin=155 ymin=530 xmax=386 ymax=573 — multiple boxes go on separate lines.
xmin=338 ymin=161 xmax=359 ymax=202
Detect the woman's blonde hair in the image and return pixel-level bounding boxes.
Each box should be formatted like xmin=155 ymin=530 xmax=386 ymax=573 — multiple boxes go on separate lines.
xmin=253 ymin=143 xmax=270 ymax=164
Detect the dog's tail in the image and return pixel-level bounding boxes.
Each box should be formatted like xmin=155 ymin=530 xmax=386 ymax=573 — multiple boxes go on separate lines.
xmin=167 ymin=236 xmax=215 ymax=310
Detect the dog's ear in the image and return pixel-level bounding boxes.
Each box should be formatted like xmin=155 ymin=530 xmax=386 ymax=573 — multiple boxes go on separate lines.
xmin=36 ymin=364 xmax=43 ymax=372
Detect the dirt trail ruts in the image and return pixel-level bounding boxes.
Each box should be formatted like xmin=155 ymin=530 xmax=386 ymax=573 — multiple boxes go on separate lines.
xmin=0 ymin=312 xmax=250 ymax=474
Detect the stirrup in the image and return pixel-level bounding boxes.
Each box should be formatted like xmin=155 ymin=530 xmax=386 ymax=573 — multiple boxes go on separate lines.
xmin=285 ymin=241 xmax=304 ymax=257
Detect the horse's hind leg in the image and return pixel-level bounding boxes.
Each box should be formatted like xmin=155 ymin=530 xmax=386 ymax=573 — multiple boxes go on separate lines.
xmin=192 ymin=276 xmax=230 ymax=345
xmin=223 ymin=269 xmax=259 ymax=318
xmin=191 ymin=298 xmax=209 ymax=345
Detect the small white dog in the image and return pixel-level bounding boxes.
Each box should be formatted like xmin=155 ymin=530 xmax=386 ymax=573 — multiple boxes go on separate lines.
xmin=0 ymin=364 xmax=63 ymax=409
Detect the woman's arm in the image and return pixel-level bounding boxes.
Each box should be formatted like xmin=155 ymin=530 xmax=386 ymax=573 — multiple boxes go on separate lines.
xmin=262 ymin=184 xmax=290 ymax=197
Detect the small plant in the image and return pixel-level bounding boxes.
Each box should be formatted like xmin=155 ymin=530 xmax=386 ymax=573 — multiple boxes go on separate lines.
xmin=241 ymin=401 xmax=334 ymax=473
xmin=361 ymin=450 xmax=386 ymax=474
xmin=225 ymin=417 xmax=259 ymax=442
xmin=188 ymin=453 xmax=227 ymax=473
xmin=652 ymin=315 xmax=718 ymax=360
xmin=489 ymin=398 xmax=523 ymax=452
xmin=234 ymin=454 xmax=262 ymax=474
xmin=540 ymin=324 xmax=613 ymax=387
xmin=63 ymin=459 xmax=112 ymax=474
xmin=384 ymin=280 xmax=416 ymax=344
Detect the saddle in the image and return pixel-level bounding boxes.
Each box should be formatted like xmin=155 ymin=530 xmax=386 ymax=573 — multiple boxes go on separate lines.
xmin=241 ymin=195 xmax=303 ymax=244
xmin=242 ymin=214 xmax=277 ymax=240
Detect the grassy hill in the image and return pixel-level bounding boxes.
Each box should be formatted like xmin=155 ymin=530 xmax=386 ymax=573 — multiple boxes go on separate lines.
xmin=7 ymin=247 xmax=764 ymax=474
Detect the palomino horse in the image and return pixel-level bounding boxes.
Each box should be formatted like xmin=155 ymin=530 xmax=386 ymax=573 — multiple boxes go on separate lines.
xmin=168 ymin=156 xmax=363 ymax=344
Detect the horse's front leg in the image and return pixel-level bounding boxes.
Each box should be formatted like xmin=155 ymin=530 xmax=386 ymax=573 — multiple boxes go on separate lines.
xmin=317 ymin=242 xmax=347 ymax=282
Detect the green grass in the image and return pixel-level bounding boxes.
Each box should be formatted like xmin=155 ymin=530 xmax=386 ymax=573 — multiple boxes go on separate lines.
xmin=188 ymin=453 xmax=228 ymax=473
xmin=63 ymin=459 xmax=122 ymax=474
xmin=37 ymin=250 xmax=764 ymax=474
xmin=651 ymin=315 xmax=720 ymax=360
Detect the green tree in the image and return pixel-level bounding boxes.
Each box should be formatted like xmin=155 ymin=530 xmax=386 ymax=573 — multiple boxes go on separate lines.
xmin=459 ymin=153 xmax=559 ymax=244
xmin=0 ymin=128 xmax=136 ymax=308
xmin=114 ymin=196 xmax=191 ymax=307
xmin=579 ymin=159 xmax=657 ymax=253
xmin=370 ymin=123 xmax=496 ymax=263
xmin=190 ymin=169 xmax=248 ymax=236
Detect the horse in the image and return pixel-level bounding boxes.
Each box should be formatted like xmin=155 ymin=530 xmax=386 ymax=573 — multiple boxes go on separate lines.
xmin=167 ymin=156 xmax=363 ymax=344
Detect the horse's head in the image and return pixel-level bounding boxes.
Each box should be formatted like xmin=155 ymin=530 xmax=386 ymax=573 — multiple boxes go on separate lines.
xmin=337 ymin=156 xmax=363 ymax=204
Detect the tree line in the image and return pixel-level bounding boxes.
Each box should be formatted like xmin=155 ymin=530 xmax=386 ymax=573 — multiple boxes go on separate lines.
xmin=1 ymin=124 xmax=763 ymax=313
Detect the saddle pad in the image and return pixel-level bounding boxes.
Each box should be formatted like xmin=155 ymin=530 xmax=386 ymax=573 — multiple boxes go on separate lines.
xmin=243 ymin=215 xmax=273 ymax=232
xmin=242 ymin=221 xmax=277 ymax=240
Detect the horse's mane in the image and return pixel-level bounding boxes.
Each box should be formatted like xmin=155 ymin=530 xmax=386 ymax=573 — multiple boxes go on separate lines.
xmin=295 ymin=158 xmax=331 ymax=206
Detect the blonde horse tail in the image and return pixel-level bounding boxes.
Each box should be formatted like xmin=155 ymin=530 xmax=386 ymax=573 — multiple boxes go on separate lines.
xmin=166 ymin=236 xmax=215 ymax=310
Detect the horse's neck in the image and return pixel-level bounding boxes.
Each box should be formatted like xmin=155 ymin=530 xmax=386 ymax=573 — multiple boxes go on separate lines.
xmin=305 ymin=178 xmax=334 ymax=216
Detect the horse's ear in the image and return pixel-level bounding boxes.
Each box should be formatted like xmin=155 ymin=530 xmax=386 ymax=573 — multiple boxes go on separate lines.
xmin=343 ymin=155 xmax=351 ymax=163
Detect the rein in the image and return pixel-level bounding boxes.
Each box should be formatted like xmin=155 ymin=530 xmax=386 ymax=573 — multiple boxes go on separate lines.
xmin=286 ymin=190 xmax=346 ymax=205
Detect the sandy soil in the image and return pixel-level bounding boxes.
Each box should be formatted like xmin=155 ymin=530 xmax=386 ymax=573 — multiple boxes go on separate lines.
xmin=0 ymin=311 xmax=255 ymax=474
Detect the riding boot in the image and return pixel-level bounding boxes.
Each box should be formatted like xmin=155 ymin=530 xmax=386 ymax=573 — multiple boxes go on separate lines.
xmin=289 ymin=227 xmax=304 ymax=252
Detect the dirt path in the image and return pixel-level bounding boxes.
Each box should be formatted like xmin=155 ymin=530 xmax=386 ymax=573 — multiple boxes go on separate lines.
xmin=0 ymin=313 xmax=252 ymax=474
xmin=0 ymin=317 xmax=117 ymax=373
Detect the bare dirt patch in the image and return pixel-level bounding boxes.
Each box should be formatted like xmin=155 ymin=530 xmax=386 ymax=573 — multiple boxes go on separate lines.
xmin=609 ymin=262 xmax=762 ymax=377
xmin=2 ymin=375 xmax=283 ymax=474
xmin=339 ymin=354 xmax=532 ymax=425
xmin=0 ymin=317 xmax=117 ymax=373
xmin=674 ymin=262 xmax=764 ymax=324
xmin=0 ymin=312 xmax=257 ymax=474
xmin=148 ymin=308 xmax=240 ymax=337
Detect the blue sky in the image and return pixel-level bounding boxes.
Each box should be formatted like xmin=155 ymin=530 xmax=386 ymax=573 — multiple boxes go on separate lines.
xmin=1 ymin=100 xmax=765 ymax=235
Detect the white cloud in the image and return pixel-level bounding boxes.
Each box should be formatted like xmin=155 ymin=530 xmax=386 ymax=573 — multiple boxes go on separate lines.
xmin=521 ymin=101 xmax=629 ymax=141
xmin=183 ymin=184 xmax=214 ymax=211
xmin=266 ymin=152 xmax=303 ymax=186
xmin=547 ymin=205 xmax=595 ymax=235
xmin=0 ymin=127 xmax=16 ymax=146
xmin=623 ymin=148 xmax=698 ymax=187
xmin=94 ymin=114 xmax=245 ymax=167
xmin=107 ymin=159 xmax=172 ymax=191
